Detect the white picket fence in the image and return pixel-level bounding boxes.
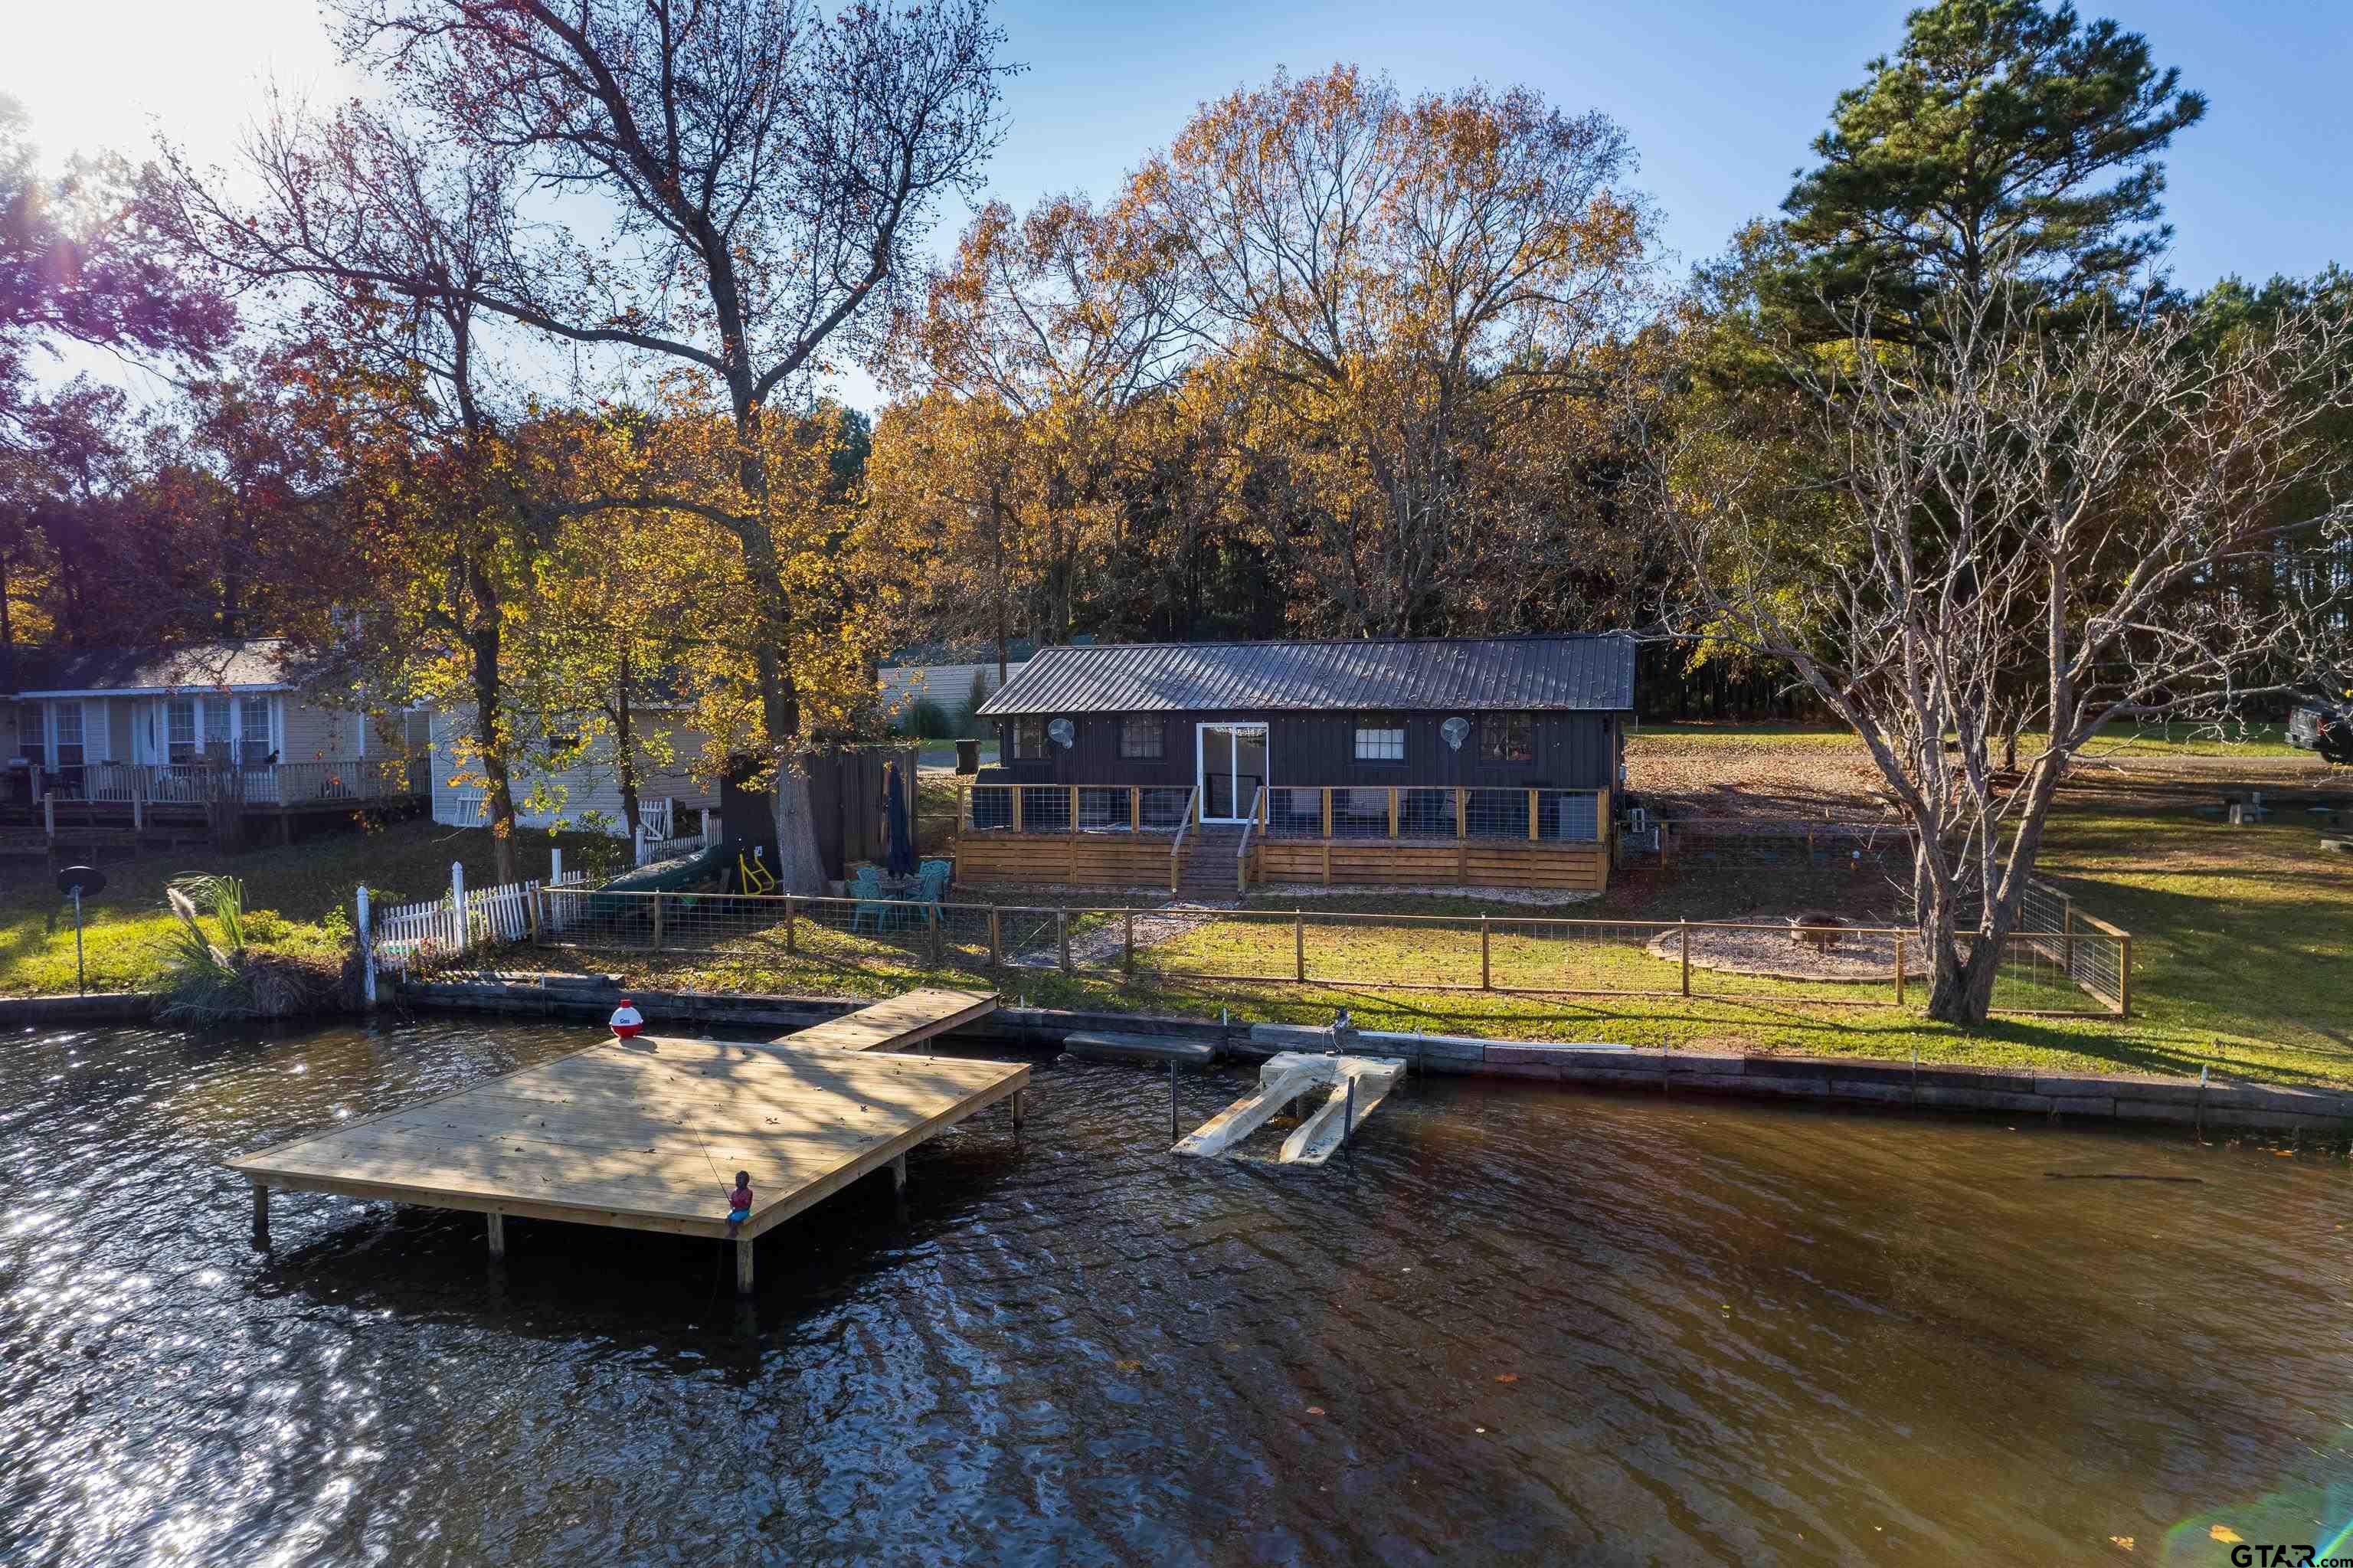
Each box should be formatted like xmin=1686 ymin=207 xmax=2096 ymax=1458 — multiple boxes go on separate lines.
xmin=362 ymin=857 xmax=587 ymax=984
xmin=634 ymin=804 xmax=721 ymax=867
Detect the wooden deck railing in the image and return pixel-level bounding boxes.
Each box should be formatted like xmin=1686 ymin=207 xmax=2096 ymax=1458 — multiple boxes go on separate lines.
xmin=957 ymin=781 xmax=1609 ymax=845
xmin=72 ymin=756 xmax=422 ymax=808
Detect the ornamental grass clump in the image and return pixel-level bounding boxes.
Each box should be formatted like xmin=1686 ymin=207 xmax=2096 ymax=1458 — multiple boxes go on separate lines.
xmin=155 ymin=874 xmax=340 ymax=1022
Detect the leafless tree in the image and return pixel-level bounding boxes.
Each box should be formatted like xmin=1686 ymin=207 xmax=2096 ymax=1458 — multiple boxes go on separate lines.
xmin=322 ymin=0 xmax=1015 ymax=892
xmin=1643 ymin=287 xmax=2353 ymax=1023
xmin=151 ymin=97 xmax=550 ymax=884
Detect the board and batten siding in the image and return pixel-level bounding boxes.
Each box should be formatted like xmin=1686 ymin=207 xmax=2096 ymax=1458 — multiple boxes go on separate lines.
xmin=982 ymin=709 xmax=1620 ymax=793
xmin=428 ymin=709 xmax=718 ymax=832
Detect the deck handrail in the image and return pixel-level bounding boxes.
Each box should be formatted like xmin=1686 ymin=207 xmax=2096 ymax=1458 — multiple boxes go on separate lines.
xmin=1235 ymin=784 xmax=1265 ymax=895
xmin=1168 ymin=784 xmax=1200 ymax=894
xmin=958 ymin=781 xmax=1606 ymax=846
xmin=74 ymin=756 xmax=421 ymax=807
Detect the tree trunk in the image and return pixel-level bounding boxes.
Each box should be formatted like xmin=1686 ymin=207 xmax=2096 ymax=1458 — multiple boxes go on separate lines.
xmin=1919 ymin=885 xmax=2016 ymax=1026
xmin=465 ymin=568 xmax=519 ymax=888
xmin=612 ymin=648 xmax=640 ymax=838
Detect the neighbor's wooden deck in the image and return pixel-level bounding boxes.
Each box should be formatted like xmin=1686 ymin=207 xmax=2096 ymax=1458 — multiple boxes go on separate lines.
xmin=229 ymin=990 xmax=1018 ymax=1272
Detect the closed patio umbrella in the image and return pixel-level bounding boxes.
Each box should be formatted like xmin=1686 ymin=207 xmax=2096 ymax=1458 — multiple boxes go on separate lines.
xmin=883 ymin=760 xmax=918 ymax=876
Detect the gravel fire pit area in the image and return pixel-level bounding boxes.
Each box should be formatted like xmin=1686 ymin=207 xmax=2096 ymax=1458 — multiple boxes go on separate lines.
xmin=1644 ymin=915 xmax=1902 ymax=983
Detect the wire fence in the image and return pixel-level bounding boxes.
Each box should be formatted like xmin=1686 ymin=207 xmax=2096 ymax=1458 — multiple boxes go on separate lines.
xmin=497 ymin=887 xmax=2129 ymax=1017
xmin=963 ymin=784 xmax=1196 ymax=835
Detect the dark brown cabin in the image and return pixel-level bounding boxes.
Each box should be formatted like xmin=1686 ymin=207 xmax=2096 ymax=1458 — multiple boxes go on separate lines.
xmin=951 ymin=635 xmax=1633 ymax=895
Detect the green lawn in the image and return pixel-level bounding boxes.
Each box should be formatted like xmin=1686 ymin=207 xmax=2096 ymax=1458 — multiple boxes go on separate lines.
xmin=0 ymin=818 xmax=618 ymax=996
xmin=525 ymin=779 xmax=2353 ymax=1087
xmin=1635 ymin=720 xmax=2304 ymax=758
xmin=12 ymin=770 xmax=2348 ymax=1092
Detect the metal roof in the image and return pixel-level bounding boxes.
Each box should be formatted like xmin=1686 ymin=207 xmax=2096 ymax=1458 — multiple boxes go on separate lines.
xmin=6 ymin=640 xmax=293 ymax=696
xmin=978 ymin=636 xmax=1636 ymax=716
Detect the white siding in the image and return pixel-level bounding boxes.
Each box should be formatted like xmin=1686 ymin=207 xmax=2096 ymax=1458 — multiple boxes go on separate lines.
xmin=429 ymin=706 xmax=717 ymax=836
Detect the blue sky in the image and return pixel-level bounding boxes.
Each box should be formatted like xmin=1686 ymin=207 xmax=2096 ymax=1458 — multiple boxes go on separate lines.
xmin=8 ymin=0 xmax=2348 ymax=408
xmin=977 ymin=0 xmax=2351 ymax=291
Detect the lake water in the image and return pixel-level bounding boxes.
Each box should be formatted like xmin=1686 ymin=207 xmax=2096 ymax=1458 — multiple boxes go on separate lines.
xmin=2 ymin=1017 xmax=2347 ymax=1565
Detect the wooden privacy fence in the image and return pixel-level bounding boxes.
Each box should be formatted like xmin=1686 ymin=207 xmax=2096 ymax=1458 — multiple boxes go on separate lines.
xmin=515 ymin=888 xmax=2132 ymax=1018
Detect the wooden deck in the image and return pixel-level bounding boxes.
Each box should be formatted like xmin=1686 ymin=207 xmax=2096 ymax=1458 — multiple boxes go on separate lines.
xmin=231 ymin=989 xmax=1016 ymax=1291
xmin=772 ymin=986 xmax=1000 ymax=1052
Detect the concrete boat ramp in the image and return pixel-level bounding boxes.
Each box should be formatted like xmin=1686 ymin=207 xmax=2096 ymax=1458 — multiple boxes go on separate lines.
xmin=1173 ymin=1052 xmax=1407 ymax=1166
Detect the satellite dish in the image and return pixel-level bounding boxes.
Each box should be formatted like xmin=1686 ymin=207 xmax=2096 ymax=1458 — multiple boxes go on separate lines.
xmin=56 ymin=865 xmax=105 ymax=899
xmin=1441 ymin=716 xmax=1471 ymax=751
xmin=1046 ymin=718 xmax=1075 ymax=748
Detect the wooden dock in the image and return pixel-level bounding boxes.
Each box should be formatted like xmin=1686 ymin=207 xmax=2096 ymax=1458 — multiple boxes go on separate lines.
xmin=772 ymin=986 xmax=1000 ymax=1052
xmin=231 ymin=989 xmax=1016 ymax=1292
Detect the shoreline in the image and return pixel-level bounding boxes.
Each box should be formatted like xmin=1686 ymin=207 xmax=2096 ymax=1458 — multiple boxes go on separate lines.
xmin=394 ymin=976 xmax=2353 ymax=1138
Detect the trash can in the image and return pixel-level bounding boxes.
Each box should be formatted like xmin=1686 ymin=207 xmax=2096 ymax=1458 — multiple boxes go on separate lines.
xmin=954 ymin=738 xmax=981 ymax=775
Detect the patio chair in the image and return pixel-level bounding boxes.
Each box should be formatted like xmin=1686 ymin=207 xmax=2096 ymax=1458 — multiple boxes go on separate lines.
xmin=849 ymin=866 xmax=896 ymax=933
xmin=910 ymin=862 xmax=951 ymax=922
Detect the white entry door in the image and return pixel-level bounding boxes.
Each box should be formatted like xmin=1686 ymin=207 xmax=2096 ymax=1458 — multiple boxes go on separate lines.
xmin=1196 ymin=723 xmax=1268 ymax=822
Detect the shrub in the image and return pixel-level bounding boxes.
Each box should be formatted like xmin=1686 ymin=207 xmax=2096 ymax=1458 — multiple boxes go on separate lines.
xmin=898 ymin=696 xmax=955 ymax=739
xmin=155 ymin=875 xmax=339 ymax=1022
xmin=959 ymin=669 xmax=992 ymax=734
xmin=242 ymin=908 xmax=294 ymax=943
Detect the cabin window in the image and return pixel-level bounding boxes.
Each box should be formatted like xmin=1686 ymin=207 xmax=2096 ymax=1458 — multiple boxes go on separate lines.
xmin=20 ymin=705 xmax=42 ymax=762
xmin=1119 ymin=717 xmax=1163 ymax=760
xmin=203 ymin=697 xmax=234 ymax=759
xmin=1011 ymin=717 xmax=1048 ymax=761
xmin=166 ymin=699 xmax=198 ymax=762
xmin=51 ymin=702 xmax=84 ymax=769
xmin=1353 ymin=719 xmax=1406 ymax=762
xmin=240 ymin=696 xmax=274 ymax=767
xmin=1481 ymin=712 xmax=1534 ymax=763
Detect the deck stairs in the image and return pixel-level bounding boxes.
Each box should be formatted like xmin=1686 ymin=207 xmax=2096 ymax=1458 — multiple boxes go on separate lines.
xmin=1173 ymin=823 xmax=1248 ymax=902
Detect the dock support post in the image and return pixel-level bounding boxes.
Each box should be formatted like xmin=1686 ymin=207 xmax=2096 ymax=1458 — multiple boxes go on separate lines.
xmin=988 ymin=907 xmax=1002 ymax=970
xmin=1057 ymin=911 xmax=1071 ymax=973
xmin=736 ymin=1239 xmax=755 ymax=1295
xmin=1010 ymin=1088 xmax=1025 ymax=1135
xmin=1169 ymin=1059 xmax=1179 ymax=1141
xmin=1294 ymin=909 xmax=1305 ymax=983
xmin=250 ymin=1181 xmax=270 ymax=1250
xmin=1345 ymin=1074 xmax=1356 ymax=1142
xmin=891 ymin=1152 xmax=908 ymax=1194
xmin=1679 ymin=920 xmax=1690 ymax=997
xmin=1123 ymin=910 xmax=1134 ymax=975
xmin=486 ymin=1211 xmax=506 ymax=1260
xmin=1480 ymin=915 xmax=1491 ymax=990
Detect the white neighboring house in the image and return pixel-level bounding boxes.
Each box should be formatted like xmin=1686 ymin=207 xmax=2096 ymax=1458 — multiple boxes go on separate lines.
xmin=878 ymin=661 xmax=1026 ymax=723
xmin=427 ymin=706 xmax=718 ymax=840
xmin=5 ymin=638 xmax=417 ymax=800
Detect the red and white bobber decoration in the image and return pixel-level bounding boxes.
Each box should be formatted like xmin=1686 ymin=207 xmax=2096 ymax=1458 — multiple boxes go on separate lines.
xmin=609 ymin=997 xmax=645 ymax=1039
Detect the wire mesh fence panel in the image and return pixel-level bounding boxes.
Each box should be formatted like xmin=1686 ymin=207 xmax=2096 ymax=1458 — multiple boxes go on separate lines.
xmin=1980 ymin=931 xmax=2125 ymax=1013
xmin=1302 ymin=912 xmax=1481 ymax=988
xmin=1138 ymin=787 xmax=1193 ymax=831
xmin=1674 ymin=921 xmax=1907 ymax=1007
xmin=967 ymin=786 xmax=1014 ymax=831
xmin=1480 ymin=918 xmax=1671 ymax=995
xmin=1131 ymin=907 xmax=1303 ymax=983
xmin=524 ymin=886 xmax=2132 ymax=1016
xmin=1327 ymin=787 xmax=1399 ymax=839
xmin=1264 ymin=787 xmax=1325 ymax=838
xmin=1016 ymin=786 xmax=1072 ymax=833
xmin=991 ymin=905 xmax=1067 ymax=971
